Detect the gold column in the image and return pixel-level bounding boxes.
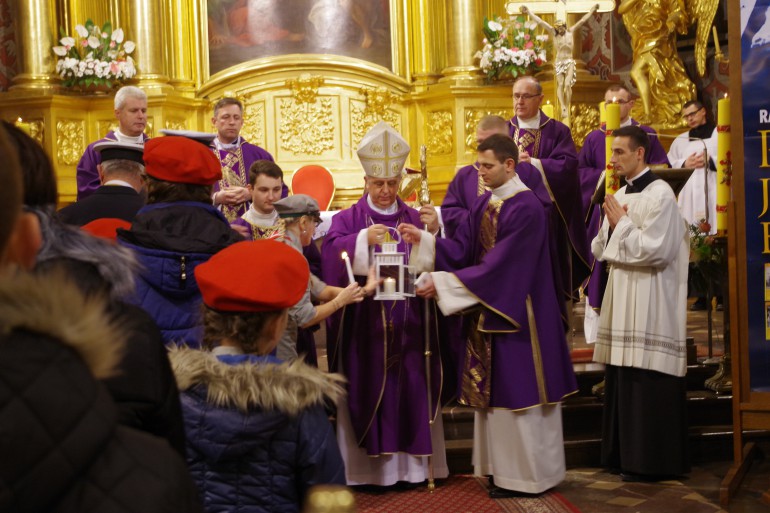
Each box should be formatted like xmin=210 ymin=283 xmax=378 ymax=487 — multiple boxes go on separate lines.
xmin=440 ymin=0 xmax=484 ymax=83
xmin=410 ymin=0 xmax=445 ymax=85
xmin=165 ymin=0 xmax=199 ymax=92
xmin=128 ymin=0 xmax=172 ymax=92
xmin=11 ymin=0 xmax=58 ymax=90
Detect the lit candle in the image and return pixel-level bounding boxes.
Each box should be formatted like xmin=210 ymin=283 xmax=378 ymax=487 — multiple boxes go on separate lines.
xmin=383 ymin=277 xmax=396 ymax=295
xmin=716 ymin=93 xmax=731 ymax=235
xmin=541 ymin=101 xmax=554 ymax=118
xmin=341 ymin=251 xmax=355 ymax=285
xmin=605 ymin=99 xmax=621 ymax=195
xmin=599 ymin=101 xmax=606 ymax=124
xmin=15 ymin=117 xmax=31 ymax=136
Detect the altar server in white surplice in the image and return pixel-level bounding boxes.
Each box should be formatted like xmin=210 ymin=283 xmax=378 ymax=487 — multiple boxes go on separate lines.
xmin=592 ymin=125 xmax=690 ymax=482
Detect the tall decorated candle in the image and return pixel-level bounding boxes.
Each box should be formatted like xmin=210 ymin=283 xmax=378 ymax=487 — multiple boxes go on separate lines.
xmin=542 ymin=101 xmax=555 ymax=118
xmin=605 ymin=100 xmax=621 ymax=195
xmin=599 ymin=101 xmax=606 ymax=124
xmin=716 ymin=94 xmax=731 ymax=234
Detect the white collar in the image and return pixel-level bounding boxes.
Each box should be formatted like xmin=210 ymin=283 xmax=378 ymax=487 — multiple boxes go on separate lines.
xmin=103 ymin=179 xmax=134 ymax=188
xmin=114 ymin=129 xmax=144 ymax=144
xmin=491 ymin=174 xmax=528 ymax=200
xmin=518 ymin=115 xmax=540 ymax=129
xmin=215 ymin=136 xmax=241 ymax=150
xmin=625 ymin=167 xmax=651 ymax=186
xmin=620 ymin=117 xmax=634 ymax=128
xmin=242 ymin=207 xmax=279 ymax=228
xmin=366 ymin=194 xmax=398 ymax=215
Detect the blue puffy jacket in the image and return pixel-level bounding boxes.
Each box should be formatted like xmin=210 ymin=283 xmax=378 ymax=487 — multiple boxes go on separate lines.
xmin=169 ymin=348 xmax=347 ymax=513
xmin=118 ymin=202 xmax=242 ymax=346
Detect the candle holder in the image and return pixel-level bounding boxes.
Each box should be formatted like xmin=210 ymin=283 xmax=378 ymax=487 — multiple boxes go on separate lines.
xmin=373 ymin=227 xmax=416 ymax=301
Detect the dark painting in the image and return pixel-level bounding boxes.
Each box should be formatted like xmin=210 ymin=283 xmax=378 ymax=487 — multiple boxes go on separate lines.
xmin=207 ymin=0 xmax=392 ymax=75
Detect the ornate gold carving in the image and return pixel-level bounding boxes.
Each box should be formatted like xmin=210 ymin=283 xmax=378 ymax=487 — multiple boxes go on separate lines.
xmin=279 ymin=74 xmax=334 ymax=156
xmin=351 ymin=86 xmax=401 ymax=145
xmin=569 ymin=103 xmax=600 ymax=152
xmin=28 ymin=119 xmax=44 ymax=146
xmin=242 ymin=100 xmax=266 ymax=147
xmin=426 ymin=110 xmax=454 ymax=156
xmin=464 ymin=108 xmax=512 ymax=151
xmin=164 ymin=119 xmax=187 ymax=131
xmin=56 ymin=119 xmax=85 ymax=166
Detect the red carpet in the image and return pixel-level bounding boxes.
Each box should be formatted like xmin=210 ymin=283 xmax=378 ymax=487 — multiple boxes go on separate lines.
xmin=353 ymin=475 xmax=581 ymax=513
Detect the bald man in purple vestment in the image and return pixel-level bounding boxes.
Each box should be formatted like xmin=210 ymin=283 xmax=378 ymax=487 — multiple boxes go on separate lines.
xmin=507 ymin=77 xmax=590 ymax=304
xmin=209 ymin=97 xmax=286 ymax=223
xmin=400 ymin=134 xmax=578 ymax=497
xmin=321 ymin=122 xmax=448 ymax=487
xmin=578 ymin=84 xmax=669 ymax=343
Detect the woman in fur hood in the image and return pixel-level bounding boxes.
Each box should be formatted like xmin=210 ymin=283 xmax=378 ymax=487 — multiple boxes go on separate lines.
xmin=170 ymin=239 xmax=346 ymax=513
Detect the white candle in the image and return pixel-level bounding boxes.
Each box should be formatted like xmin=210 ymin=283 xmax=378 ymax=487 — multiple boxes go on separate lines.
xmin=383 ymin=277 xmax=396 ymax=295
xmin=341 ymin=251 xmax=355 ymax=285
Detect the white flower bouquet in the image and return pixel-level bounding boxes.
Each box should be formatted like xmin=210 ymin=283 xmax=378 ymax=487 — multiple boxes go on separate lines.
xmin=52 ymin=20 xmax=137 ymax=89
xmin=475 ymin=15 xmax=548 ymax=82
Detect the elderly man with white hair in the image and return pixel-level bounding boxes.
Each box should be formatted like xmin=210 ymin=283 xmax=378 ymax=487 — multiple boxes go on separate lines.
xmin=321 ymin=121 xmax=448 ymax=487
xmin=76 ymin=85 xmax=149 ymax=200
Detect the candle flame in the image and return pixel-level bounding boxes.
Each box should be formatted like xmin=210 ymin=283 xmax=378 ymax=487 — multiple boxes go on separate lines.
xmin=724 ymin=93 xmax=729 ymax=99
xmin=16 ymin=117 xmax=22 ymax=123
xmin=546 ymin=100 xmax=551 ymax=105
xmin=612 ymin=97 xmax=617 ymax=103
xmin=341 ymin=251 xmax=349 ymax=260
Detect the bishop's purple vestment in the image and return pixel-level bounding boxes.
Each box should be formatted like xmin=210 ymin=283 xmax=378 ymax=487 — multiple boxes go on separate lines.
xmin=321 ymin=196 xmax=442 ymax=456
xmin=578 ymin=121 xmax=670 ymax=312
xmin=212 ymin=140 xmax=285 ymax=222
xmin=76 ymin=131 xmax=150 ymax=200
xmin=508 ymin=114 xmax=590 ymax=300
xmin=435 ymin=186 xmax=577 ymax=410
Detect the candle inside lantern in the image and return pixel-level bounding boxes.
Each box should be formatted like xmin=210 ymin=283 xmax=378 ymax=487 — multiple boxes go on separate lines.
xmin=542 ymin=101 xmax=554 ymax=118
xmin=15 ymin=117 xmax=31 ymax=136
xmin=341 ymin=251 xmax=355 ymax=285
xmin=716 ymin=93 xmax=730 ymax=234
xmin=383 ymin=277 xmax=396 ymax=295
xmin=605 ymin=99 xmax=621 ymax=195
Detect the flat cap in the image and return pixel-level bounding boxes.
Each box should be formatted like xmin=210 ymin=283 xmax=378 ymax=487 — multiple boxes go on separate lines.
xmin=94 ymin=140 xmax=145 ymax=164
xmin=159 ymin=129 xmax=217 ymax=146
xmin=143 ymin=136 xmax=222 ymax=185
xmin=196 ymin=240 xmax=309 ymax=312
xmin=274 ymin=194 xmax=321 ymax=219
xmin=81 ymin=217 xmax=132 ymax=241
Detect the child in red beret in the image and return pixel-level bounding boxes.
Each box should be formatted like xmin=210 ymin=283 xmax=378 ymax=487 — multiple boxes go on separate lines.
xmin=169 ymin=240 xmax=347 ymax=513
xmin=117 ymin=134 xmax=244 ymax=347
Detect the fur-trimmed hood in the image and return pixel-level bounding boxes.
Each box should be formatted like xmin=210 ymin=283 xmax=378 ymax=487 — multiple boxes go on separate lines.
xmin=0 ymin=269 xmax=124 ymax=379
xmin=169 ymin=347 xmax=345 ymax=416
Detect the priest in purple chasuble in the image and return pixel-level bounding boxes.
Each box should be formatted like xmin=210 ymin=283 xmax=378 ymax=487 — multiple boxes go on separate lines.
xmin=507 ymin=77 xmax=590 ymax=303
xmin=320 ymin=122 xmax=448 ymax=486
xmin=578 ymin=85 xmax=670 ymax=343
xmin=77 ymin=86 xmax=150 ymax=200
xmin=209 ymin=97 xmax=287 ymax=223
xmin=400 ymin=134 xmax=578 ymax=496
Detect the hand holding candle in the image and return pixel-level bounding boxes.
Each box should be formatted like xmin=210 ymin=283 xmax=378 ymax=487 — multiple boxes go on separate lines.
xmin=341 ymin=251 xmax=355 ymax=285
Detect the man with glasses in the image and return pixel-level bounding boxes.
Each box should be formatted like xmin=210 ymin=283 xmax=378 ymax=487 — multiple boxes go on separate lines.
xmin=578 ymin=84 xmax=669 ymax=343
xmin=668 ymin=100 xmax=719 ymax=311
xmin=508 ymin=76 xmax=589 ymax=310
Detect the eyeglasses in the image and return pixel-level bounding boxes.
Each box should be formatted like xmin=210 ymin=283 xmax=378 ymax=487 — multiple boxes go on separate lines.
xmin=682 ymin=107 xmax=704 ymax=120
xmin=513 ymin=93 xmax=542 ymax=101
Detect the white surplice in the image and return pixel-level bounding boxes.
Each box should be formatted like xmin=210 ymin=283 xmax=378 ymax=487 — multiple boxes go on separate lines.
xmin=667 ymin=129 xmax=718 ymax=233
xmin=591 ymin=179 xmax=689 ymax=377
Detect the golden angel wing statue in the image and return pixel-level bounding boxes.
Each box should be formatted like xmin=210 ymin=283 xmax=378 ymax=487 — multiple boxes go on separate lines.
xmin=687 ymin=0 xmax=719 ymax=76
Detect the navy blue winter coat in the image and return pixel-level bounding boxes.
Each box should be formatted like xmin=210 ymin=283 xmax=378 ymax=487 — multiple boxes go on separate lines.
xmin=118 ymin=201 xmax=242 ymax=346
xmin=169 ymin=349 xmax=347 ymax=513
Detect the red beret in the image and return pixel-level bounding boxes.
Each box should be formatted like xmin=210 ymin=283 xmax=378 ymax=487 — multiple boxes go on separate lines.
xmin=81 ymin=218 xmax=132 ymax=242
xmin=143 ymin=136 xmax=222 ymax=185
xmin=196 ymin=240 xmax=309 ymax=312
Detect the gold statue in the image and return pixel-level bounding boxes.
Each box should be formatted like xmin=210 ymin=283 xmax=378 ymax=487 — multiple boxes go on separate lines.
xmin=619 ymin=0 xmax=696 ymax=127
xmin=521 ymin=3 xmax=599 ymax=127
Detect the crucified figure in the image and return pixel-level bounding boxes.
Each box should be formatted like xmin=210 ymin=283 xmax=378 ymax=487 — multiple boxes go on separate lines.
xmin=521 ymin=3 xmax=599 ymax=126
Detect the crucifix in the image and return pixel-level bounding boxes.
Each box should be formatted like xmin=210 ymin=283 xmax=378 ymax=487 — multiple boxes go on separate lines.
xmin=505 ymin=0 xmax=615 ymax=125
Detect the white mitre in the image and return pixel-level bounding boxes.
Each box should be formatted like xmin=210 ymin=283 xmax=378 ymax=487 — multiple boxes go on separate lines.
xmin=356 ymin=121 xmax=410 ymax=179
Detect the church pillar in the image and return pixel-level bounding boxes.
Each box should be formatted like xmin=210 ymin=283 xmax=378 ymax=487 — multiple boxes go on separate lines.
xmin=440 ymin=0 xmax=483 ymax=83
xmin=11 ymin=0 xmax=58 ymax=90
xmin=127 ymin=0 xmax=172 ymax=92
xmin=410 ymin=0 xmax=446 ymax=85
xmin=165 ymin=0 xmax=199 ymax=93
